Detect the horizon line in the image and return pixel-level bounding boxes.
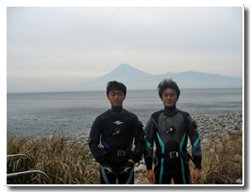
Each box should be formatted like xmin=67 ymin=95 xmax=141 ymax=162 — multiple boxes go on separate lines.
xmin=7 ymin=87 xmax=242 ymax=95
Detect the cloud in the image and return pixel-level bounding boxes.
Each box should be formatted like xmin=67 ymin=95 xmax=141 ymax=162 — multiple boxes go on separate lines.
xmin=7 ymin=7 xmax=243 ymax=93
xmin=8 ymin=7 xmax=242 ymax=52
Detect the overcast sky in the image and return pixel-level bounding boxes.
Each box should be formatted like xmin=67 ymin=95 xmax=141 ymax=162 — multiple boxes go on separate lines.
xmin=7 ymin=6 xmax=243 ymax=93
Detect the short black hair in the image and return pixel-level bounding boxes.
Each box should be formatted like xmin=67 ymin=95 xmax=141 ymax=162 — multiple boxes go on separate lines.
xmin=157 ymin=79 xmax=180 ymax=99
xmin=106 ymin=81 xmax=127 ymax=96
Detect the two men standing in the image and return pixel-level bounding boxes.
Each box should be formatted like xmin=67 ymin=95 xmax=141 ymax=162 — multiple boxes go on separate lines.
xmin=89 ymin=79 xmax=202 ymax=184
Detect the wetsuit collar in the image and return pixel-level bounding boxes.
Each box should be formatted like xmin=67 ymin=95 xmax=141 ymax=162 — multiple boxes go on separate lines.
xmin=111 ymin=106 xmax=124 ymax=116
xmin=163 ymin=105 xmax=178 ymax=117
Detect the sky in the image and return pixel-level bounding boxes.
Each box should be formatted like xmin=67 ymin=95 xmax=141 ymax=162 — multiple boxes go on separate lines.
xmin=6 ymin=5 xmax=243 ymax=93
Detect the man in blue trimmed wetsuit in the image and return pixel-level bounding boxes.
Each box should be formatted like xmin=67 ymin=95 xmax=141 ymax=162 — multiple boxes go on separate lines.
xmin=144 ymin=79 xmax=202 ymax=184
xmin=89 ymin=81 xmax=145 ymax=184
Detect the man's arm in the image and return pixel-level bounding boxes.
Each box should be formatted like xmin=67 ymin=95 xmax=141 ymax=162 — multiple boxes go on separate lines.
xmin=130 ymin=119 xmax=145 ymax=163
xmin=88 ymin=116 xmax=106 ymax=165
xmin=144 ymin=115 xmax=157 ymax=170
xmin=186 ymin=115 xmax=202 ymax=181
xmin=144 ymin=115 xmax=158 ymax=183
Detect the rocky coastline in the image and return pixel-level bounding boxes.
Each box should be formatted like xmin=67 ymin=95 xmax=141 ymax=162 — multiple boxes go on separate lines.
xmin=65 ymin=112 xmax=243 ymax=184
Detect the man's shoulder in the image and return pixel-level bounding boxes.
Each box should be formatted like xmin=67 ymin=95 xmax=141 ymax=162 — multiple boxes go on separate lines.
xmin=151 ymin=110 xmax=163 ymax=116
xmin=177 ymin=109 xmax=190 ymax=120
xmin=151 ymin=110 xmax=164 ymax=121
xmin=95 ymin=110 xmax=110 ymax=120
xmin=123 ymin=109 xmax=138 ymax=118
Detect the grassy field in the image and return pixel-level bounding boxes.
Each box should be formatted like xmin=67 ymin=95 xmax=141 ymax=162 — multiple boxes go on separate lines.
xmin=7 ymin=130 xmax=242 ymax=185
xmin=7 ymin=132 xmax=100 ymax=184
xmin=194 ymin=130 xmax=242 ymax=184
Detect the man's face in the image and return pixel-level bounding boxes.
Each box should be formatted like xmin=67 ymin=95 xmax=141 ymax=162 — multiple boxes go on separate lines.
xmin=161 ymin=88 xmax=178 ymax=107
xmin=107 ymin=89 xmax=125 ymax=107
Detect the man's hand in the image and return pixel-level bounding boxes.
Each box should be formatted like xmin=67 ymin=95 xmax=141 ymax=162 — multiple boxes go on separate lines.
xmin=192 ymin=168 xmax=201 ymax=182
xmin=147 ymin=169 xmax=155 ymax=183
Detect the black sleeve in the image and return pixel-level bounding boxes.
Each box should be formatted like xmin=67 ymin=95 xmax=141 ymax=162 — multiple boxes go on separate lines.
xmin=129 ymin=116 xmax=145 ymax=163
xmin=88 ymin=115 xmax=106 ymax=165
xmin=186 ymin=115 xmax=202 ymax=169
xmin=144 ymin=115 xmax=157 ymax=170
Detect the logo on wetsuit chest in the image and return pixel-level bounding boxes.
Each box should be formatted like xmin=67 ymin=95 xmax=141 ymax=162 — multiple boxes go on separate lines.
xmin=166 ymin=118 xmax=172 ymax=122
xmin=113 ymin=120 xmax=124 ymax=125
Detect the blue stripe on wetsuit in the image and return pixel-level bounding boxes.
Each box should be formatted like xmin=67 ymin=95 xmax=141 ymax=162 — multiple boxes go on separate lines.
xmin=101 ymin=137 xmax=132 ymax=151
xmin=179 ymin=132 xmax=186 ymax=184
xmin=193 ymin=136 xmax=200 ymax=151
xmin=101 ymin=137 xmax=109 ymax=149
xmin=145 ymin=138 xmax=152 ymax=150
xmin=156 ymin=132 xmax=165 ymax=184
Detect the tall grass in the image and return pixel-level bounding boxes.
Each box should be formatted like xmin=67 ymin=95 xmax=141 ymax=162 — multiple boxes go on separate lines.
xmin=7 ymin=130 xmax=242 ymax=184
xmin=190 ymin=130 xmax=242 ymax=184
xmin=7 ymin=131 xmax=100 ymax=184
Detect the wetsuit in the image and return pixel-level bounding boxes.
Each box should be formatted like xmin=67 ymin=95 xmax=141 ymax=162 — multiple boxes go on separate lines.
xmin=144 ymin=106 xmax=202 ymax=184
xmin=89 ymin=106 xmax=145 ymax=184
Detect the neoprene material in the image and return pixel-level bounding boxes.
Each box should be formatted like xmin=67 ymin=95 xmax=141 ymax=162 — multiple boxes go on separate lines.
xmin=144 ymin=106 xmax=202 ymax=184
xmin=89 ymin=106 xmax=145 ymax=184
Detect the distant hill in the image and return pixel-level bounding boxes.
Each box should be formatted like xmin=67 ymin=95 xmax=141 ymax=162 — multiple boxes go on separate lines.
xmin=100 ymin=63 xmax=152 ymax=81
xmin=73 ymin=63 xmax=242 ymax=91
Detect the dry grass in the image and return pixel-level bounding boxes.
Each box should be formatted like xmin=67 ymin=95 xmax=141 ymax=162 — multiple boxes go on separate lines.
xmin=7 ymin=130 xmax=242 ymax=185
xmin=189 ymin=130 xmax=242 ymax=184
xmin=7 ymin=131 xmax=100 ymax=184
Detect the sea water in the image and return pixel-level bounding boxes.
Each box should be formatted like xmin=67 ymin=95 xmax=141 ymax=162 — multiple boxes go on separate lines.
xmin=7 ymin=88 xmax=242 ymax=138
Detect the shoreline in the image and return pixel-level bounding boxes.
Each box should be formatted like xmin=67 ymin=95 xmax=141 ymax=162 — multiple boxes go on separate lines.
xmin=8 ymin=112 xmax=242 ymax=143
xmin=193 ymin=112 xmax=242 ymax=146
xmin=67 ymin=111 xmax=243 ymax=144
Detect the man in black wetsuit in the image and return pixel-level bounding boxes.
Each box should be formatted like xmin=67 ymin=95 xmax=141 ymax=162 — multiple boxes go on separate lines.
xmin=144 ymin=79 xmax=202 ymax=184
xmin=89 ymin=81 xmax=145 ymax=184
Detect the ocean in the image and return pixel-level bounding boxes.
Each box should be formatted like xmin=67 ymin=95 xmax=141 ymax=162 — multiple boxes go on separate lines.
xmin=7 ymin=88 xmax=242 ymax=138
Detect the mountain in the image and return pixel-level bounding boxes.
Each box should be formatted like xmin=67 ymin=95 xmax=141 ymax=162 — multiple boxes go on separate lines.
xmin=100 ymin=63 xmax=152 ymax=80
xmin=155 ymin=71 xmax=242 ymax=89
xmin=74 ymin=63 xmax=242 ymax=91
